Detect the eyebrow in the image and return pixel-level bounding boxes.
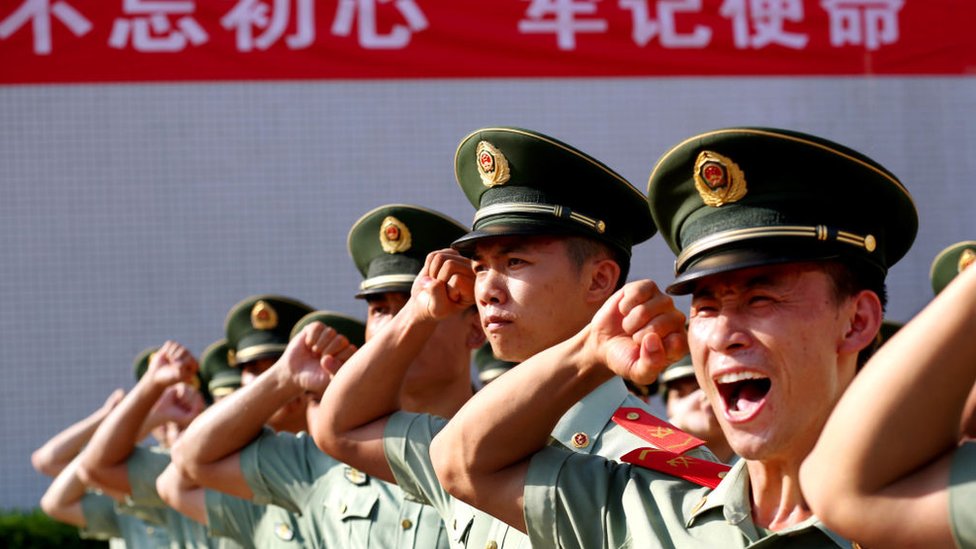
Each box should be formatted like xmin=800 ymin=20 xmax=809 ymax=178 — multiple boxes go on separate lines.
xmin=472 ymin=242 xmax=533 ymax=261
xmin=692 ymin=274 xmax=780 ymax=300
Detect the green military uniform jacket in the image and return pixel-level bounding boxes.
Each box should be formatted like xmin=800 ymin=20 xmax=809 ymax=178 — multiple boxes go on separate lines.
xmin=80 ymin=491 xmax=173 ymax=547
xmin=240 ymin=429 xmax=449 ymax=548
xmin=205 ymin=489 xmax=306 ymax=548
xmin=128 ymin=446 xmax=244 ymax=549
xmin=383 ymin=377 xmax=714 ymax=548
xmin=950 ymin=442 xmax=976 ymax=548
xmin=525 ymin=446 xmax=854 ymax=548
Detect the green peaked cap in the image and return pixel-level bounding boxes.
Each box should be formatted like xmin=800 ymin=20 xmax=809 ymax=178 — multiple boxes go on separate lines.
xmin=199 ymin=339 xmax=241 ymax=402
xmin=452 ymin=127 xmax=655 ymax=257
xmin=929 ymin=241 xmax=976 ymax=295
xmin=132 ymin=347 xmax=158 ymax=381
xmin=348 ymin=204 xmax=468 ymax=298
xmin=224 ymin=295 xmax=314 ymax=365
xmin=473 ymin=342 xmax=517 ymax=385
xmin=290 ymin=310 xmax=366 ymax=348
xmin=647 ymin=127 xmax=917 ymax=295
xmin=658 ymin=353 xmax=695 ymax=402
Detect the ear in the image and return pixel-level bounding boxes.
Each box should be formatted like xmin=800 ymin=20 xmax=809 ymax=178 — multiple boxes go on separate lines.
xmin=585 ymin=258 xmax=621 ymax=304
xmin=465 ymin=308 xmax=486 ymax=350
xmin=838 ymin=289 xmax=883 ymax=357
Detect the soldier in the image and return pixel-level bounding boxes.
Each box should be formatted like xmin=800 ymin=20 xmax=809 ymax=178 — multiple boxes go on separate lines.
xmin=197 ymin=339 xmax=242 ymax=404
xmin=172 ymin=206 xmax=477 ymax=548
xmin=658 ymin=355 xmax=735 ymax=464
xmin=472 ymin=343 xmax=515 ymax=387
xmin=802 ymin=240 xmax=976 ymax=547
xmin=313 ymin=128 xmax=714 ymax=548
xmin=430 ymin=127 xmax=915 ymax=547
xmin=158 ymin=312 xmax=361 ymax=548
xmin=78 ymin=341 xmax=238 ymax=548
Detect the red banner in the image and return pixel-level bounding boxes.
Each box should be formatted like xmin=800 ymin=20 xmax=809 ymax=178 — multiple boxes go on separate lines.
xmin=2 ymin=0 xmax=975 ymax=84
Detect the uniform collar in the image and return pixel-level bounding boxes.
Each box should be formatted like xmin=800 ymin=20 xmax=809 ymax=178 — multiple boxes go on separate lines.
xmin=549 ymin=376 xmax=629 ymax=455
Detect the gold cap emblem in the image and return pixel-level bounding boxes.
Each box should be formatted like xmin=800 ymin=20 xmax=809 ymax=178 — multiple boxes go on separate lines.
xmin=251 ymin=300 xmax=278 ymax=330
xmin=380 ymin=216 xmax=412 ymax=254
xmin=959 ymin=249 xmax=976 ymax=273
xmin=226 ymin=348 xmax=237 ymax=367
xmin=694 ymin=151 xmax=747 ymax=207
xmin=476 ymin=141 xmax=511 ymax=188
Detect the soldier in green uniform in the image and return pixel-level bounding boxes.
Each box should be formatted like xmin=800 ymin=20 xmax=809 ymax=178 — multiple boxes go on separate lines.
xmin=35 ymin=386 xmax=173 ymax=547
xmin=430 ymin=127 xmax=916 ymax=548
xmin=79 ymin=341 xmax=242 ymax=548
xmin=313 ymin=128 xmax=714 ymax=549
xmin=197 ymin=339 xmax=241 ymax=404
xmin=472 ymin=342 xmax=515 ymax=387
xmin=172 ymin=208 xmax=478 ymax=548
xmin=803 ymin=240 xmax=976 ymax=547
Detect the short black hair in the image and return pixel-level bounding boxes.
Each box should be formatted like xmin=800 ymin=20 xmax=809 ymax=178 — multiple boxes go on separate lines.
xmin=564 ymin=236 xmax=630 ymax=291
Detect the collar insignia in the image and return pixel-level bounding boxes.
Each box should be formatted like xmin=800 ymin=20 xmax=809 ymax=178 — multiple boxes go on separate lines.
xmin=476 ymin=141 xmax=511 ymax=188
xmin=694 ymin=151 xmax=747 ymax=207
xmin=379 ymin=216 xmax=412 ymax=254
xmin=251 ymin=300 xmax=278 ymax=330
xmin=344 ymin=466 xmax=367 ymax=485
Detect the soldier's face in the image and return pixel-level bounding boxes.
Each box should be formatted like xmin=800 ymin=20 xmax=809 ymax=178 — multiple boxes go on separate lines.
xmin=364 ymin=292 xmax=409 ymax=340
xmin=664 ymin=378 xmax=724 ymax=446
xmin=688 ymin=262 xmax=855 ymax=463
xmin=472 ymin=236 xmax=596 ymax=362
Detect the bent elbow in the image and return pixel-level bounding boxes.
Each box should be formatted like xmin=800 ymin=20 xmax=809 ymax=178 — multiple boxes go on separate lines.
xmin=430 ymin=432 xmax=471 ymax=502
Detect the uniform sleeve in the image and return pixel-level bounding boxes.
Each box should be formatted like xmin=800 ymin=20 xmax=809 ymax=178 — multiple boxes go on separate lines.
xmin=79 ymin=492 xmax=121 ymax=539
xmin=524 ymin=446 xmax=693 ymax=549
xmin=949 ymin=442 xmax=976 ymax=548
xmin=239 ymin=430 xmax=325 ymax=514
xmin=382 ymin=412 xmax=450 ymax=510
xmin=126 ymin=446 xmax=171 ymax=507
xmin=205 ymin=488 xmax=261 ymax=543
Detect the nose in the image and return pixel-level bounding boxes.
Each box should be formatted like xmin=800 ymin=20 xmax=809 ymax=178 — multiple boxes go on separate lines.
xmin=699 ymin=310 xmax=751 ymax=355
xmin=476 ymin=267 xmax=507 ymax=306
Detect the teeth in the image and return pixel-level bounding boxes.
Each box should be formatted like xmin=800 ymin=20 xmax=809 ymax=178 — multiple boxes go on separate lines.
xmin=715 ymin=371 xmax=768 ymax=384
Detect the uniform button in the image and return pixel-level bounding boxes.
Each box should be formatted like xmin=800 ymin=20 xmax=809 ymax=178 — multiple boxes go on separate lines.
xmin=340 ymin=503 xmax=348 ymax=514
xmin=146 ymin=527 xmax=155 ymax=535
xmin=401 ymin=519 xmax=413 ymax=530
xmin=485 ymin=542 xmax=498 ymax=549
xmin=625 ymin=412 xmax=640 ymax=421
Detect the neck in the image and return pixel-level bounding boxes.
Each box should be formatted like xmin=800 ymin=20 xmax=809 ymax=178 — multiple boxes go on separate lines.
xmin=400 ymin=374 xmax=473 ymax=418
xmin=707 ymin=437 xmax=736 ymax=464
xmin=746 ymin=456 xmax=812 ymax=531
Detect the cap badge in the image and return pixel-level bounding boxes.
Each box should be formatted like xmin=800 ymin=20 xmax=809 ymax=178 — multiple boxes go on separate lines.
xmin=959 ymin=249 xmax=976 ymax=273
xmin=226 ymin=348 xmax=237 ymax=367
xmin=379 ymin=216 xmax=412 ymax=254
xmin=476 ymin=141 xmax=511 ymax=188
xmin=251 ymin=300 xmax=279 ymax=330
xmin=694 ymin=151 xmax=747 ymax=207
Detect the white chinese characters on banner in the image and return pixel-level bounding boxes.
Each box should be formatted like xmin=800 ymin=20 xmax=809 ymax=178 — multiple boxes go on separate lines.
xmin=109 ymin=0 xmax=208 ymax=52
xmin=821 ymin=0 xmax=903 ymax=50
xmin=619 ymin=0 xmax=711 ymax=48
xmin=0 ymin=0 xmax=92 ymax=55
xmin=720 ymin=0 xmax=808 ymax=49
xmin=518 ymin=0 xmax=608 ymax=51
xmin=221 ymin=0 xmax=314 ymax=52
xmin=331 ymin=0 xmax=428 ymax=49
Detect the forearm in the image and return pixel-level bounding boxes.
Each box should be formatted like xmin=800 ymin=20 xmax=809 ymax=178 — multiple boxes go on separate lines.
xmin=313 ymin=299 xmax=437 ymax=458
xmin=431 ymin=328 xmax=612 ymax=508
xmin=32 ymin=405 xmax=111 ymax=477
xmin=156 ymin=463 xmax=208 ymax=525
xmin=80 ymin=380 xmax=165 ymax=491
xmin=172 ymin=365 xmax=296 ymax=477
xmin=805 ymin=264 xmax=976 ymax=502
xmin=40 ymin=457 xmax=89 ymax=526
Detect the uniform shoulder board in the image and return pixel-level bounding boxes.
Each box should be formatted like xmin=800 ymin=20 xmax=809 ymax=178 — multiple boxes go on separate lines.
xmin=621 ymin=447 xmax=730 ymax=489
xmin=612 ymin=407 xmax=706 ymax=454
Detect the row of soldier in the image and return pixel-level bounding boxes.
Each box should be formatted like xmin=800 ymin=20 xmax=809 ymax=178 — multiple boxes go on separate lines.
xmin=30 ymin=126 xmax=976 ymax=548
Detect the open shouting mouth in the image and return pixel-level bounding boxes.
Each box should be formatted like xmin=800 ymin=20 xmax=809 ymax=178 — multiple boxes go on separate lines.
xmin=714 ymin=370 xmax=771 ymax=422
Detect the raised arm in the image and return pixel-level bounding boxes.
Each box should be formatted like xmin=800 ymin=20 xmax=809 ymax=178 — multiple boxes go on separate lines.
xmin=79 ymin=341 xmax=197 ymax=495
xmin=310 ymin=249 xmax=474 ymax=482
xmin=39 ymin=456 xmax=92 ymax=527
xmin=430 ymin=280 xmax=686 ymax=531
xmin=171 ymin=322 xmax=353 ymax=497
xmin=32 ymin=389 xmax=125 ymax=477
xmin=801 ymin=262 xmax=976 ymax=547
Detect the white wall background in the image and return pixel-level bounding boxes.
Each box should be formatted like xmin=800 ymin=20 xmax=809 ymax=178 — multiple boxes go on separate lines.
xmin=1 ymin=77 xmax=974 ymax=509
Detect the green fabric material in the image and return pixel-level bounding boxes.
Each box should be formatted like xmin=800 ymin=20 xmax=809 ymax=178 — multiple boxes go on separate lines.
xmin=224 ymin=296 xmax=314 ymax=364
xmin=239 ymin=429 xmax=448 ymax=548
xmin=289 ymin=311 xmax=366 ymax=347
xmin=524 ymin=449 xmax=851 ymax=548
xmin=930 ymin=241 xmax=976 ymax=295
xmin=949 ymin=442 xmax=976 ymax=548
xmin=347 ymin=204 xmax=468 ymax=297
xmin=453 ymin=127 xmax=655 ymax=256
xmin=646 ymin=127 xmax=917 ymax=294
xmin=80 ymin=492 xmax=172 ymax=547
xmin=204 ymin=490 xmax=305 ymax=549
